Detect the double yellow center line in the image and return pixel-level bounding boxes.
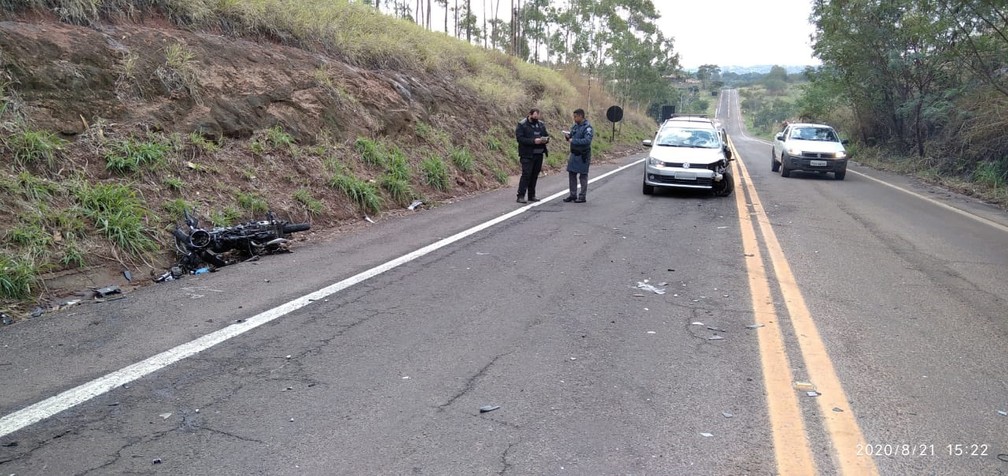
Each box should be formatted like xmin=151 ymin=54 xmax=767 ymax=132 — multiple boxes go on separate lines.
xmin=730 ymin=141 xmax=878 ymax=475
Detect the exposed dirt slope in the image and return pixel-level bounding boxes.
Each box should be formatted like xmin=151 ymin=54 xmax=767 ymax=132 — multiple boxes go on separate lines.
xmin=0 ymin=13 xmax=649 ymax=315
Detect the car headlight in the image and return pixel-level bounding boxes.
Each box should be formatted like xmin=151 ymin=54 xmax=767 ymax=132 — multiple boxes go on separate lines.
xmin=835 ymin=151 xmax=846 ymax=159
xmin=648 ymin=157 xmax=663 ymax=167
xmin=786 ymin=147 xmax=802 ymax=156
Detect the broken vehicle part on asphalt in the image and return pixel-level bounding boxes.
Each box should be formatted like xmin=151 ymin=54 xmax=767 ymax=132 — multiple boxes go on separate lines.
xmin=158 ymin=209 xmax=310 ymax=281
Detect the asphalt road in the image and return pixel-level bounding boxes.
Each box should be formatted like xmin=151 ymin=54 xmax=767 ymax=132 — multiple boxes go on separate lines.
xmin=1 ymin=90 xmax=1006 ymax=475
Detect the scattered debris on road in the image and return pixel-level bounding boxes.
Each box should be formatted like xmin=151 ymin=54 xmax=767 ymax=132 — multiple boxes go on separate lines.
xmin=635 ymin=280 xmax=666 ymax=295
xmin=93 ymin=286 xmax=121 ymax=298
xmin=2 ymin=313 xmax=14 ymax=326
xmin=794 ymin=382 xmax=816 ymax=392
xmin=745 ymin=324 xmax=765 ymax=329
xmin=722 ymin=412 xmax=734 ymax=418
xmin=479 ymin=405 xmax=500 ymax=413
xmin=408 ymin=200 xmax=424 ymax=210
xmin=700 ymin=432 xmax=713 ymax=438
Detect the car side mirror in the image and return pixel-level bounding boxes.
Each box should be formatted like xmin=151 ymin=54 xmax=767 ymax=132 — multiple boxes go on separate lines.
xmin=642 ymin=139 xmax=653 ymax=147
xmin=775 ymin=133 xmax=784 ymax=141
xmin=841 ymin=139 xmax=849 ymax=145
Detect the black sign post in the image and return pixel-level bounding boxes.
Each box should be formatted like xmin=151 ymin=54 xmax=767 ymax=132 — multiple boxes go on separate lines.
xmin=606 ymin=105 xmax=624 ymax=142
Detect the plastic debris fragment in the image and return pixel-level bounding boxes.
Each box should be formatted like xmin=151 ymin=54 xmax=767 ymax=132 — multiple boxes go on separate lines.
xmin=722 ymin=412 xmax=734 ymax=418
xmin=708 ymin=335 xmax=724 ymax=341
xmin=94 ymin=286 xmax=121 ymax=298
xmin=159 ymin=413 xmax=172 ymax=420
xmin=794 ymin=382 xmax=815 ymax=392
xmin=746 ymin=324 xmax=765 ymax=329
xmin=479 ymin=405 xmax=500 ymax=413
xmin=408 ymin=200 xmax=423 ymax=211
xmin=700 ymin=432 xmax=713 ymax=438
xmin=364 ymin=216 xmax=375 ymax=223
xmin=635 ymin=281 xmax=666 ymax=295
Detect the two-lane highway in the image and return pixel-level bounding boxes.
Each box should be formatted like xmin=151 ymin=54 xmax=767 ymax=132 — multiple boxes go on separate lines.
xmin=1 ymin=90 xmax=1006 ymax=474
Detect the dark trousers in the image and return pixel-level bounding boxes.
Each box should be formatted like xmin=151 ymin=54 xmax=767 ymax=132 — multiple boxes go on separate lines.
xmin=569 ymin=171 xmax=588 ymax=199
xmin=517 ymin=155 xmax=544 ymax=199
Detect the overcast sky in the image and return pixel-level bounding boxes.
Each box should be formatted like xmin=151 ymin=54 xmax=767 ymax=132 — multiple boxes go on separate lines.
xmin=417 ymin=0 xmax=821 ymax=69
xmin=652 ymin=0 xmax=821 ymax=69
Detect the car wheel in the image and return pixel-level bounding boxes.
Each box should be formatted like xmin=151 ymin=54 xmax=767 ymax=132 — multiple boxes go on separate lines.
xmin=771 ymin=155 xmax=780 ymax=172
xmin=780 ymin=154 xmax=791 ymax=177
xmin=713 ymin=171 xmax=734 ymax=197
xmin=835 ymin=168 xmax=846 ymax=180
xmin=642 ymin=179 xmax=654 ymax=195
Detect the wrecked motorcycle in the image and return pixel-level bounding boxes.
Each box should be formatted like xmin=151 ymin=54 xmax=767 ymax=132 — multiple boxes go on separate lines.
xmin=168 ymin=209 xmax=310 ymax=274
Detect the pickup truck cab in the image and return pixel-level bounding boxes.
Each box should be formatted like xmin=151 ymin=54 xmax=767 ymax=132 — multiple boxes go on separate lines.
xmin=772 ymin=123 xmax=849 ymax=180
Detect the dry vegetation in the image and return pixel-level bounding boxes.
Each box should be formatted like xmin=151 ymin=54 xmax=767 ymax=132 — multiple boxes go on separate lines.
xmin=0 ymin=0 xmax=656 ymax=310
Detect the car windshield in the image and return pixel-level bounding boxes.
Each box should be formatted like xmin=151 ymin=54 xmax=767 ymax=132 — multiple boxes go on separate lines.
xmin=790 ymin=127 xmax=839 ymax=142
xmin=655 ymin=128 xmax=720 ymax=148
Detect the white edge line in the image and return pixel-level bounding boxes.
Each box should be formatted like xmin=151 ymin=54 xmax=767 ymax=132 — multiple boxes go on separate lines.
xmin=0 ymin=157 xmax=646 ymax=438
xmin=728 ymin=113 xmax=1008 ymax=234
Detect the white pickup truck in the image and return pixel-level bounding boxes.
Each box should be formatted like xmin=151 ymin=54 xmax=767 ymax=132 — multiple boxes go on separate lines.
xmin=771 ymin=123 xmax=849 ymax=180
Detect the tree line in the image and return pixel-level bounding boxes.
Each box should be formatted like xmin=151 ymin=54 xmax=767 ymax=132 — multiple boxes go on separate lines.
xmin=364 ymin=0 xmax=681 ymax=115
xmin=803 ymin=0 xmax=1007 ymax=180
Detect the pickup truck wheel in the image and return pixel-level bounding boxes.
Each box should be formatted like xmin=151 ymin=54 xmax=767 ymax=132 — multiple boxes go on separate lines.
xmin=771 ymin=154 xmax=780 ymax=172
xmin=642 ymin=179 xmax=654 ymax=195
xmin=834 ymin=168 xmax=846 ymax=180
xmin=780 ymin=154 xmax=791 ymax=177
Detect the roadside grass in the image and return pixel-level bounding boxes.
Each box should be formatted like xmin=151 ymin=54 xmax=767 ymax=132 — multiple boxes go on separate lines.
xmin=421 ymin=155 xmax=450 ymax=192
xmin=105 ymin=135 xmax=171 ymax=173
xmin=385 ymin=146 xmax=411 ymax=181
xmin=73 ymin=182 xmax=157 ymax=255
xmin=188 ymin=132 xmax=219 ymax=154
xmin=355 ymin=137 xmax=386 ymax=168
xmin=852 ymin=147 xmax=1008 ymax=208
xmin=380 ymin=175 xmax=414 ymax=206
xmin=16 ymin=171 xmax=58 ymax=201
xmin=236 ymin=191 xmax=269 ymax=214
xmin=0 ymin=253 xmax=36 ymax=300
xmin=329 ymin=173 xmax=383 ymax=214
xmin=163 ymin=198 xmax=194 ymax=219
xmin=293 ymin=188 xmax=324 ymax=216
xmin=210 ymin=207 xmax=243 ymax=226
xmin=6 ymin=129 xmax=64 ymax=168
xmin=491 ymin=165 xmax=509 ymax=184
xmin=449 ymin=147 xmax=474 ymax=173
xmin=163 ymin=176 xmax=184 ymax=191
xmin=6 ymin=221 xmax=52 ymax=260
xmin=266 ymin=125 xmax=295 ymax=148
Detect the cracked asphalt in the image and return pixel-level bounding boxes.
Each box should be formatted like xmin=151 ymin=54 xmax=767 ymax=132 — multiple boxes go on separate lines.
xmin=2 ymin=91 xmax=1008 ymax=474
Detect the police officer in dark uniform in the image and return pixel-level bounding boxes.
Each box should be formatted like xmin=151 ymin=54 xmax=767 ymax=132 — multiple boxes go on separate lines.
xmin=515 ymin=108 xmax=550 ymax=203
xmin=563 ymin=108 xmax=594 ymax=203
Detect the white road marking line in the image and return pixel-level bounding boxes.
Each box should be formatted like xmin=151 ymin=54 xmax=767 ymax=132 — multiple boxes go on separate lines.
xmin=847 ymin=169 xmax=1008 ymax=233
xmin=727 ymin=112 xmax=1008 ymax=234
xmin=0 ymin=158 xmax=645 ymax=439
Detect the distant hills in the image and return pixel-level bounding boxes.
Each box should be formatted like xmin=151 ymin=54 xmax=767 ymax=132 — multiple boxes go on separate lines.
xmin=720 ymin=65 xmax=814 ymax=75
xmin=684 ymin=65 xmax=815 ymax=75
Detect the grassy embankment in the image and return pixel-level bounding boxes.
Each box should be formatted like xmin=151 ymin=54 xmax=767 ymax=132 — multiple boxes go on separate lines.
xmin=0 ymin=0 xmax=656 ymax=304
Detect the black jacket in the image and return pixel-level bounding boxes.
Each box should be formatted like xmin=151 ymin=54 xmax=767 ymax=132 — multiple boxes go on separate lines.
xmin=515 ymin=118 xmax=550 ymax=158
